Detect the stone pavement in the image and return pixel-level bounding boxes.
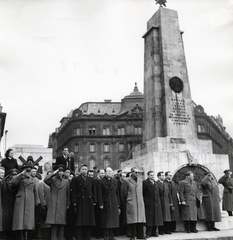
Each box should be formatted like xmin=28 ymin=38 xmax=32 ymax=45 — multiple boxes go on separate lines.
xmin=92 ymin=229 xmax=233 ymax=240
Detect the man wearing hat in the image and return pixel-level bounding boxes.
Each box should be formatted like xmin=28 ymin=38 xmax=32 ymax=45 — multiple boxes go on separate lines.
xmin=44 ymin=167 xmax=70 ymax=240
xmin=218 ymin=170 xmax=233 ymax=216
xmin=201 ymin=172 xmax=221 ymax=231
xmin=12 ymin=167 xmax=40 ymax=240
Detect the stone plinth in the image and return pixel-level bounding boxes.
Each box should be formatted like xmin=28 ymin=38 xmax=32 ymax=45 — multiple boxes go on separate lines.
xmin=121 ymin=137 xmax=228 ymax=183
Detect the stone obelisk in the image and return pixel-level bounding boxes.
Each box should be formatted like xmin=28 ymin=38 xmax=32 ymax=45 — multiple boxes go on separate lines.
xmin=143 ymin=8 xmax=196 ymax=141
xmin=121 ymin=6 xmax=229 ymax=194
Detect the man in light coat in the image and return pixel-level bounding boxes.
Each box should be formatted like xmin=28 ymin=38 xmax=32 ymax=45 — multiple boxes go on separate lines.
xmin=121 ymin=167 xmax=146 ymax=240
xmin=179 ymin=171 xmax=198 ymax=233
xmin=44 ymin=167 xmax=70 ymax=240
xmin=12 ymin=167 xmax=40 ymax=240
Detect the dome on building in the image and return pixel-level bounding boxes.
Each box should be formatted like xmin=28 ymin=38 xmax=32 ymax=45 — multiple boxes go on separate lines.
xmin=124 ymin=82 xmax=143 ymax=99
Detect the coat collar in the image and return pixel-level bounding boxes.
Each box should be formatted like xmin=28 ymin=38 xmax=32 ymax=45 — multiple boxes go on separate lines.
xmin=128 ymin=176 xmax=140 ymax=186
xmin=102 ymin=176 xmax=113 ymax=189
xmin=146 ymin=178 xmax=155 ymax=186
xmin=77 ymin=174 xmax=92 ymax=188
xmin=22 ymin=176 xmax=34 ymax=186
xmin=52 ymin=176 xmax=67 ymax=189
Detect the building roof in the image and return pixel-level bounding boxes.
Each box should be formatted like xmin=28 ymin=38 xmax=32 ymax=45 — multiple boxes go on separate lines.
xmin=78 ymin=102 xmax=121 ymax=115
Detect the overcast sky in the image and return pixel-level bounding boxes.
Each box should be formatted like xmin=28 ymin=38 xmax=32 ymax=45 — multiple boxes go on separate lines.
xmin=0 ymin=0 xmax=233 ymax=152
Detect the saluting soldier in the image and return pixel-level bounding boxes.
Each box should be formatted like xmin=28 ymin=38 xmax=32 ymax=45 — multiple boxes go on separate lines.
xmin=44 ymin=167 xmax=70 ymax=240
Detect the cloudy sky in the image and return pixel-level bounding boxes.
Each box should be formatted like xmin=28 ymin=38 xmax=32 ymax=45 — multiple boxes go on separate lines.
xmin=0 ymin=0 xmax=233 ymax=152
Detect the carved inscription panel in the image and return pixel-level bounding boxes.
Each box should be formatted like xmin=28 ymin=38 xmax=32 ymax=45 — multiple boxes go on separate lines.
xmin=169 ymin=97 xmax=191 ymax=125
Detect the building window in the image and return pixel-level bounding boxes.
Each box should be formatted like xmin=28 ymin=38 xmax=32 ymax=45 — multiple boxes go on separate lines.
xmin=74 ymin=143 xmax=79 ymax=153
xmin=103 ymin=127 xmax=110 ymax=135
xmin=89 ymin=157 xmax=96 ymax=170
xmin=104 ymin=143 xmax=110 ymax=152
xmin=104 ymin=157 xmax=110 ymax=168
xmin=134 ymin=126 xmax=142 ymax=135
xmin=118 ymin=127 xmax=125 ymax=135
xmin=197 ymin=125 xmax=205 ymax=133
xmin=90 ymin=143 xmax=95 ymax=152
xmin=119 ymin=143 xmax=124 ymax=152
xmin=89 ymin=127 xmax=96 ymax=135
xmin=74 ymin=128 xmax=80 ymax=136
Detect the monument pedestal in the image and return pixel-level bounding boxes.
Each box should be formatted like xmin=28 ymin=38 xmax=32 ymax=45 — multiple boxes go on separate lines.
xmin=121 ymin=136 xmax=229 ymax=183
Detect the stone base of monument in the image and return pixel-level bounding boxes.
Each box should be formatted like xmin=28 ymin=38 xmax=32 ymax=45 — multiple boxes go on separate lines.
xmin=121 ymin=137 xmax=229 ymax=184
xmin=121 ymin=136 xmax=232 ymax=230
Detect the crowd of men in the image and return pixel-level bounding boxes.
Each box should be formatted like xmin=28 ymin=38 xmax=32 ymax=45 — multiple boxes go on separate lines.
xmin=0 ymin=147 xmax=233 ymax=240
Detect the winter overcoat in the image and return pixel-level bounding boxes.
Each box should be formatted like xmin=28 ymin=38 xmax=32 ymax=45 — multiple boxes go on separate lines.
xmin=157 ymin=180 xmax=172 ymax=222
xmin=218 ymin=175 xmax=233 ymax=211
xmin=179 ymin=179 xmax=198 ymax=221
xmin=97 ymin=176 xmax=119 ymax=228
xmin=1 ymin=176 xmax=18 ymax=231
xmin=143 ymin=178 xmax=163 ymax=227
xmin=70 ymin=175 xmax=96 ymax=226
xmin=0 ymin=180 xmax=3 ymax=231
xmin=1 ymin=158 xmax=19 ymax=176
xmin=11 ymin=173 xmax=39 ymax=230
xmin=121 ymin=177 xmax=146 ymax=224
xmin=44 ymin=175 xmax=70 ymax=225
xmin=164 ymin=179 xmax=180 ymax=222
xmin=38 ymin=181 xmax=51 ymax=228
xmin=201 ymin=176 xmax=221 ymax=222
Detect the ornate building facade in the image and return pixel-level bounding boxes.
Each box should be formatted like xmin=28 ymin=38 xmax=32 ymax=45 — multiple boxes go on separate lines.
xmin=49 ymin=86 xmax=233 ymax=171
xmin=49 ymin=84 xmax=144 ymax=170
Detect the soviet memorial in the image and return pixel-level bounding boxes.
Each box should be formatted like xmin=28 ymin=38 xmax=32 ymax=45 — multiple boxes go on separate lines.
xmin=121 ymin=1 xmax=231 ymax=229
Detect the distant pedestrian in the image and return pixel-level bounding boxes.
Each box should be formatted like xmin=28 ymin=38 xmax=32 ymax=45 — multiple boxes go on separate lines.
xmin=218 ymin=169 xmax=233 ymax=216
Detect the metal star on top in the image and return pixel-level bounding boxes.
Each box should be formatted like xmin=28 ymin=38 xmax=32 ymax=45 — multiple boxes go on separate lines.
xmin=155 ymin=0 xmax=167 ymax=7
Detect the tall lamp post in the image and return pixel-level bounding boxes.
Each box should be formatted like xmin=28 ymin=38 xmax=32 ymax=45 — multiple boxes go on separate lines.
xmin=0 ymin=104 xmax=7 ymax=160
xmin=4 ymin=130 xmax=8 ymax=153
